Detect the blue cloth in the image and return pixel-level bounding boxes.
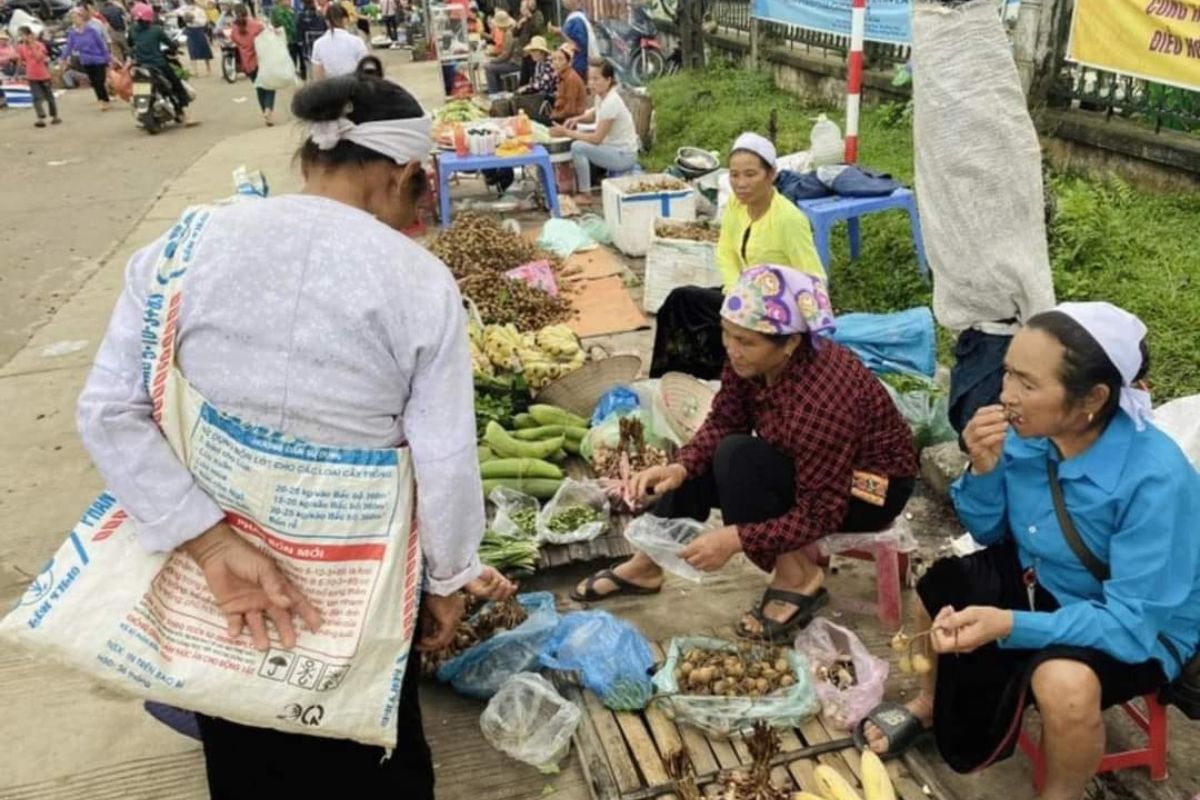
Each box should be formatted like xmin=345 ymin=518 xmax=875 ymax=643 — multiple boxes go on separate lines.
xmin=828 ymin=166 xmax=900 ymax=197
xmin=562 ymin=14 xmax=589 ymax=78
xmin=63 ymin=25 xmax=110 ymax=66
xmin=829 ymin=306 xmax=936 ymax=378
xmin=948 ymin=329 xmax=1011 ymax=442
xmin=951 ymin=412 xmax=1200 ymax=678
xmin=775 ymin=169 xmax=829 ymax=203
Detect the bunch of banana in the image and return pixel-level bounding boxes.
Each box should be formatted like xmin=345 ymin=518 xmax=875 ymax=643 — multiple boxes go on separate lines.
xmin=469 ymin=338 xmax=493 ymax=381
xmin=535 ymin=325 xmax=581 ymax=359
xmin=482 ymin=324 xmax=524 ymax=373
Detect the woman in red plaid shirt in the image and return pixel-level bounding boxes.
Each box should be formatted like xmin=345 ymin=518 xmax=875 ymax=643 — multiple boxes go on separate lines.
xmin=574 ymin=266 xmax=918 ymax=642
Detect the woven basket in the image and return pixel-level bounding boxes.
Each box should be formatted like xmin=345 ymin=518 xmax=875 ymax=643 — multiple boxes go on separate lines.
xmin=535 ymin=351 xmax=643 ymax=419
xmin=659 ymin=372 xmax=716 ymax=442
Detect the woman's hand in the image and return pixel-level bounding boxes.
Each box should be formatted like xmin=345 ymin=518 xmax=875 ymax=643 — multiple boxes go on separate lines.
xmin=963 ymin=405 xmax=1009 ymax=475
xmin=184 ymin=522 xmax=322 ymax=651
xmin=680 ymin=525 xmax=741 ymax=572
xmin=929 ymin=605 xmax=1013 ymax=654
xmin=417 ymin=592 xmax=465 ymax=652
xmin=565 ymin=116 xmax=580 ymax=130
xmin=630 ymin=463 xmax=687 ymax=501
xmin=548 ymin=123 xmax=569 ymax=137
xmin=464 ymin=565 xmax=517 ymax=601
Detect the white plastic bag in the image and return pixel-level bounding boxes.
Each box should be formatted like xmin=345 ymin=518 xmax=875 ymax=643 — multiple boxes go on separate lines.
xmin=489 ymin=486 xmax=540 ymax=539
xmin=254 ymin=26 xmax=297 ymax=91
xmin=1154 ymin=394 xmax=1200 ymax=467
xmin=818 ymin=517 xmax=918 ymax=558
xmin=794 ymin=618 xmax=889 ymax=731
xmin=623 ymin=514 xmax=710 ymax=583
xmin=480 ymin=672 xmax=581 ymax=773
xmin=537 ymin=479 xmax=609 ymax=545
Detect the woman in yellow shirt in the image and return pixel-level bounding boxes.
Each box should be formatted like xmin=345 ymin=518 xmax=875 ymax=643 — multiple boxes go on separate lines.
xmin=650 ymin=132 xmax=825 ymax=379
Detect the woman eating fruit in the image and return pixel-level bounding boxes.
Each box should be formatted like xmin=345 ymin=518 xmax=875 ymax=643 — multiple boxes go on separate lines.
xmin=573 ymin=266 xmax=917 ymax=643
xmin=858 ymin=302 xmax=1200 ymax=800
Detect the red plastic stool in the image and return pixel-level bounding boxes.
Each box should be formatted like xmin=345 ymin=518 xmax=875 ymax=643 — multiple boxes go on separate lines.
xmin=803 ymin=528 xmax=908 ymax=632
xmin=1018 ymin=692 xmax=1169 ymax=790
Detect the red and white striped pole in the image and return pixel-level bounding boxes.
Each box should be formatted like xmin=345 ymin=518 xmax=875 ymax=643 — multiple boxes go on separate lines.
xmin=844 ymin=0 xmax=866 ymax=163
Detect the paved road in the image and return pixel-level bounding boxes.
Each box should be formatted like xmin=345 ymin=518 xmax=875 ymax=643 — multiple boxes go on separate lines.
xmin=0 ymin=66 xmax=300 ymax=367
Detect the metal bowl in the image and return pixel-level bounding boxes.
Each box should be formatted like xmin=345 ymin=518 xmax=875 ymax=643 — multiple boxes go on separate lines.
xmin=675 ymin=146 xmax=720 ymax=176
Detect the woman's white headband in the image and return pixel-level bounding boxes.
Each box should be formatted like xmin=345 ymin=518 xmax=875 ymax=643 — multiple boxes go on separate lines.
xmin=308 ymin=114 xmax=432 ymax=165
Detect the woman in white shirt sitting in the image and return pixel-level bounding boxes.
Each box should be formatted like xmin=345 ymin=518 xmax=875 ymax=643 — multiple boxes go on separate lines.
xmin=309 ymin=2 xmax=367 ymax=79
xmin=550 ymin=59 xmax=639 ymax=205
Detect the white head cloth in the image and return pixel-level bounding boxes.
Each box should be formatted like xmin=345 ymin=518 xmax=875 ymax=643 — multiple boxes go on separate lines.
xmin=731 ymin=131 xmax=777 ymax=169
xmin=309 ymin=114 xmax=432 ymax=164
xmin=1055 ymin=301 xmax=1151 ymax=431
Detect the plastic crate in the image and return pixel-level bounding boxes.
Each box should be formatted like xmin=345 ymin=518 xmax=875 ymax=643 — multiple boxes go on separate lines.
xmin=642 ymin=234 xmax=721 ymax=313
xmin=601 ymin=174 xmax=696 ymax=257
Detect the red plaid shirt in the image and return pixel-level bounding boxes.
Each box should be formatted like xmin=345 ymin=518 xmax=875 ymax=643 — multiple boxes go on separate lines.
xmin=675 ymin=341 xmax=918 ymax=570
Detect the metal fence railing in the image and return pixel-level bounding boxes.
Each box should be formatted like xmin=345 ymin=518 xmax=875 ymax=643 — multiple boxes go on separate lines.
xmin=1052 ymin=64 xmax=1200 ymax=134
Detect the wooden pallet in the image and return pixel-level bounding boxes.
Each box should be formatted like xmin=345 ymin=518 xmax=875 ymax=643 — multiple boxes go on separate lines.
xmin=561 ymin=641 xmax=953 ymax=800
xmin=537 ymin=524 xmax=635 ymax=570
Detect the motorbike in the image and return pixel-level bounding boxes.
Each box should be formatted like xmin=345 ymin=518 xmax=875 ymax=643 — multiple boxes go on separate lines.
xmin=131 ymin=53 xmax=185 ymax=134
xmin=593 ymin=2 xmax=665 ymax=86
xmin=217 ymin=27 xmax=239 ymax=83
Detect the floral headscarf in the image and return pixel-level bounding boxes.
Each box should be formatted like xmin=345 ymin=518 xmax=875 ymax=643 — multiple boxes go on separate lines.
xmin=720 ymin=265 xmax=836 ymax=346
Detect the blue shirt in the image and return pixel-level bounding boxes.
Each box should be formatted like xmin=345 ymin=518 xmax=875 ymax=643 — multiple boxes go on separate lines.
xmin=951 ymin=411 xmax=1200 ymax=679
xmin=562 ymin=13 xmax=588 ymax=79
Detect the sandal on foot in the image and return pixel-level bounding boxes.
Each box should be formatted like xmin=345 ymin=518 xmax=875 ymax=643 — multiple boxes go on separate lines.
xmin=735 ymin=587 xmax=829 ymax=643
xmin=852 ymin=701 xmax=932 ymax=759
xmin=570 ymin=564 xmax=661 ymax=602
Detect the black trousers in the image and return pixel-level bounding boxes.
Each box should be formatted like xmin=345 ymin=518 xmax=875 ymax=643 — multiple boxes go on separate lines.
xmin=152 ymin=63 xmax=189 ymax=111
xmin=653 ymin=434 xmax=914 ymax=561
xmin=83 ymin=62 xmax=110 ymax=102
xmin=195 ymin=649 xmax=433 ymax=799
xmin=948 ymin=328 xmax=1012 ymax=449
xmin=649 ymin=285 xmax=725 ymax=380
xmin=384 ymin=13 xmax=398 ymax=40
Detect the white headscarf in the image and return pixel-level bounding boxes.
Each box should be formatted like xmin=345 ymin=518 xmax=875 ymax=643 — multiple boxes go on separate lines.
xmin=308 ymin=114 xmax=432 ymax=165
xmin=731 ymin=131 xmax=777 ymax=169
xmin=1055 ymin=301 xmax=1152 ymax=431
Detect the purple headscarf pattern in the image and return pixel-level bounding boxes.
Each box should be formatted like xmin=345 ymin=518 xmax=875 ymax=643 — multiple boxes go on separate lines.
xmin=721 ymin=265 xmax=836 ymax=345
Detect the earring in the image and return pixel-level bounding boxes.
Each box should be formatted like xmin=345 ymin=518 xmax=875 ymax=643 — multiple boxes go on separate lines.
xmin=1087 ymin=412 xmax=1095 ymax=424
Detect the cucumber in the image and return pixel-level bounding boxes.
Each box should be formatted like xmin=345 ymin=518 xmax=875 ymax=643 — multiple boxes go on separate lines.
xmin=512 ymin=413 xmax=539 ymax=429
xmin=479 ymin=458 xmax=563 ymax=480
xmin=563 ymin=437 xmax=581 ymax=456
xmin=528 ymin=404 xmax=589 ymax=429
xmin=511 ymin=425 xmax=568 ymax=440
xmin=481 ymin=478 xmax=563 ymax=500
xmin=485 ymin=421 xmax=565 ymax=460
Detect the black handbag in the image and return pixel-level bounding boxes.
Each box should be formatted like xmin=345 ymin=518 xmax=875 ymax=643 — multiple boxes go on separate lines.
xmin=1047 ymin=458 xmax=1200 ymax=719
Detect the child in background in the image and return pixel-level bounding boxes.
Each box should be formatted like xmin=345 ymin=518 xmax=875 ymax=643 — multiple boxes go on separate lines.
xmin=15 ymin=27 xmax=61 ymax=128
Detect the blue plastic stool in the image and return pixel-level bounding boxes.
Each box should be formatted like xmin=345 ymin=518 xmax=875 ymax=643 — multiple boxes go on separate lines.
xmin=794 ymin=188 xmax=929 ymax=280
xmin=435 ymin=145 xmax=561 ymax=228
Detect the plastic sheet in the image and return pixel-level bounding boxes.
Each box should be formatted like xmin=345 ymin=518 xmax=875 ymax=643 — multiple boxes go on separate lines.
xmin=623 ymin=514 xmax=710 ymax=583
xmin=437 ymin=592 xmax=560 ymax=699
xmin=480 ymin=672 xmax=581 ymax=773
xmin=539 ymin=611 xmax=655 ymax=710
xmin=831 ymin=307 xmax=937 ymax=378
xmin=794 ymin=618 xmax=889 ymax=731
xmin=536 ymin=479 xmax=610 ymax=545
xmin=1153 ymin=394 xmax=1200 ymax=467
xmin=651 ymin=636 xmax=820 ymax=737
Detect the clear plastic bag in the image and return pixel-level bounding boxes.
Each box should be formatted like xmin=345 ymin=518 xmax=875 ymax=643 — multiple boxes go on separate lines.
xmin=539 ymin=611 xmax=655 ymax=711
xmin=623 ymin=514 xmax=710 ymax=583
xmin=489 ymin=486 xmax=540 ymax=539
xmin=793 ymin=618 xmax=889 ymax=731
xmin=480 ymin=672 xmax=581 ymax=773
xmin=580 ymin=408 xmax=678 ymax=463
xmin=651 ymin=636 xmax=820 ymax=738
xmin=882 ymin=382 xmax=957 ymax=449
xmin=819 ymin=516 xmax=918 ymax=558
xmin=437 ymin=592 xmax=560 ymax=699
xmin=536 ymin=479 xmax=610 ymax=545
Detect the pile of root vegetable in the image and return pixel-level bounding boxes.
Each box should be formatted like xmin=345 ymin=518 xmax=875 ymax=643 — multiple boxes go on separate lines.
xmin=591 ymin=416 xmax=670 ymax=480
xmin=626 ymin=177 xmax=689 ymax=193
xmin=431 ymin=213 xmax=573 ymax=328
xmin=665 ymin=722 xmax=900 ymax=800
xmin=671 ymin=643 xmax=797 ymax=698
xmin=421 ymin=596 xmax=529 ymax=677
xmin=655 ymin=220 xmax=720 ymax=243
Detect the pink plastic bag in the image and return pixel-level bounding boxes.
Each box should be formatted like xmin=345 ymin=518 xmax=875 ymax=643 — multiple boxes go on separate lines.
xmin=794 ymin=618 xmax=888 ymax=731
xmin=505 ymin=260 xmax=558 ymax=296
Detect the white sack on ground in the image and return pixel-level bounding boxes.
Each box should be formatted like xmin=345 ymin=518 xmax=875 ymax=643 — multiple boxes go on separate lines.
xmin=912 ymin=0 xmax=1056 ymax=333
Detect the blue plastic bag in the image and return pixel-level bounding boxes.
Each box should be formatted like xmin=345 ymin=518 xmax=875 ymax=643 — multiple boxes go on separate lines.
xmin=830 ymin=306 xmax=936 ymax=378
xmin=437 ymin=592 xmax=560 ymax=699
xmin=540 ymin=611 xmax=655 ymax=711
xmin=590 ymin=386 xmax=640 ymax=427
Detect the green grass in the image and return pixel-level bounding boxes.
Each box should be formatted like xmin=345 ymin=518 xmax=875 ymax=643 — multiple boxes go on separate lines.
xmin=646 ymin=64 xmax=1200 ymax=401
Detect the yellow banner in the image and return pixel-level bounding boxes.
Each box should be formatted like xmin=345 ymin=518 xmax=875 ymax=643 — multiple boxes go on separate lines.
xmin=1069 ymin=0 xmax=1200 ymax=91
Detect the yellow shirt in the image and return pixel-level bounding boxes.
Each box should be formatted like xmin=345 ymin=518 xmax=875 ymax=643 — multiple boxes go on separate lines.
xmin=716 ymin=190 xmax=824 ymax=292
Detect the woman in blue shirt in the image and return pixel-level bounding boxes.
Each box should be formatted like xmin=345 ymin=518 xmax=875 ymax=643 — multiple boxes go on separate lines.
xmin=858 ymin=302 xmax=1200 ymax=800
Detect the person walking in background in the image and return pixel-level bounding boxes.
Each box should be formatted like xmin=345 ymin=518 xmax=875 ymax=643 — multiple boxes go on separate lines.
xmin=293 ymin=0 xmax=325 ymax=78
xmin=270 ymin=0 xmax=297 ymax=73
xmin=379 ymin=0 xmax=398 ymax=44
xmin=551 ymin=0 xmax=594 ymax=81
xmin=60 ymin=9 xmax=112 ymax=109
xmin=228 ymin=4 xmax=276 ymax=125
xmin=15 ymin=26 xmax=60 ymax=128
xmin=309 ymin=3 xmax=365 ymax=79
xmin=183 ymin=0 xmax=214 ymax=75
xmin=102 ymin=0 xmax=129 ymax=33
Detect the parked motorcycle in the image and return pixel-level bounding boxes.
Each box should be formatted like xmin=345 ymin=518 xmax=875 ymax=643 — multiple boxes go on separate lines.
xmin=593 ymin=2 xmax=665 ymax=86
xmin=131 ymin=55 xmax=184 ymax=134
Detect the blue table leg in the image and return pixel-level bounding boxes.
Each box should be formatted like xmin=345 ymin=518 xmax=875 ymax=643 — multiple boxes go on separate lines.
xmin=538 ymin=157 xmax=561 ymax=218
xmin=438 ymin=165 xmax=453 ymax=230
xmin=847 ymin=216 xmax=862 ymax=262
xmin=813 ymin=222 xmax=833 ymax=273
xmin=906 ymin=204 xmax=930 ymax=282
